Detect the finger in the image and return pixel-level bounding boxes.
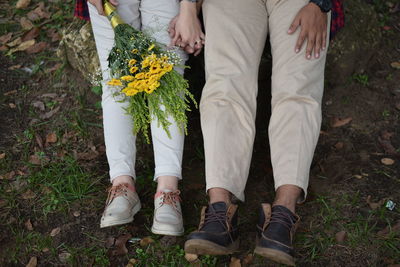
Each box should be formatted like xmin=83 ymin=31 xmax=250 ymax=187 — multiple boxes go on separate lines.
xmin=314 ymin=33 xmax=322 ymax=59
xmin=194 ymin=47 xmax=202 ymax=56
xmin=288 ymin=16 xmax=300 ymax=34
xmin=92 ymin=0 xmax=104 ymax=15
xmin=295 ymin=31 xmax=306 ymax=53
xmin=172 ymin=34 xmax=181 ymax=47
xmin=322 ymin=30 xmax=327 ymax=51
xmin=305 ymin=33 xmax=316 ymax=60
xmin=200 ymin=31 xmax=205 ymax=40
xmin=110 ymin=0 xmax=119 ymax=5
xmin=184 ymin=45 xmax=195 ymax=54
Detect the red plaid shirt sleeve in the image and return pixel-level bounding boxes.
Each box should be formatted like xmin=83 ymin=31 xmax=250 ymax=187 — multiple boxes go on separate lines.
xmin=74 ymin=0 xmax=90 ymax=21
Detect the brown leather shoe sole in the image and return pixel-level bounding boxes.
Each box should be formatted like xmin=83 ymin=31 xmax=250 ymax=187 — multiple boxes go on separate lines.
xmin=254 ymin=246 xmax=295 ymax=266
xmin=185 ymin=239 xmax=239 ymax=255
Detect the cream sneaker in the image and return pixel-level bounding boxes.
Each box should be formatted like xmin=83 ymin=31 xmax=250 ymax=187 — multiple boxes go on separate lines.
xmin=100 ymin=183 xmax=141 ymax=228
xmin=151 ymin=190 xmax=184 ymax=236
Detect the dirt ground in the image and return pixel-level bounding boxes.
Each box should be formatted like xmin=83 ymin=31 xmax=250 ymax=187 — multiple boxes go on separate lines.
xmin=0 ymin=1 xmax=399 ymax=266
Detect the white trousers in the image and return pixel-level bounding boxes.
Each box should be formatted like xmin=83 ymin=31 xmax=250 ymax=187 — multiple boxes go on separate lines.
xmin=88 ymin=0 xmax=188 ymax=182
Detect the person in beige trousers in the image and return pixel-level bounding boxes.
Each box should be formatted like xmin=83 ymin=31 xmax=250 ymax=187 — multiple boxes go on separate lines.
xmin=182 ymin=0 xmax=332 ymax=265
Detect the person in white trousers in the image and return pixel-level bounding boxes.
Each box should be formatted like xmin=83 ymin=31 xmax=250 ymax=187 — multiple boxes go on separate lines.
xmin=88 ymin=0 xmax=204 ymax=236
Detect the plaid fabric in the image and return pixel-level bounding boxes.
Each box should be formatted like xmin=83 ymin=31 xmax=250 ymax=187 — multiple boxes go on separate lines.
xmin=74 ymin=0 xmax=344 ymax=38
xmin=330 ymin=0 xmax=345 ymax=39
xmin=74 ymin=0 xmax=90 ymax=21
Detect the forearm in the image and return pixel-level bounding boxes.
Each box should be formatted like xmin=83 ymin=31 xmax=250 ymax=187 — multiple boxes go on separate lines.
xmin=179 ymin=0 xmax=202 ymax=15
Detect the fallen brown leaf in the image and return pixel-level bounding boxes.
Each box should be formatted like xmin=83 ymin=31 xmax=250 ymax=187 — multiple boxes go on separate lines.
xmin=8 ymin=65 xmax=22 ymax=70
xmin=242 ymin=254 xmax=253 ymax=265
xmin=46 ymin=28 xmax=61 ymax=42
xmin=366 ymin=195 xmax=387 ymax=210
xmin=9 ymin=39 xmax=35 ymax=53
xmin=45 ymin=132 xmax=57 ymax=144
xmin=381 ymin=130 xmax=394 ymax=140
xmin=25 ymin=219 xmax=34 ymax=231
xmin=22 ymin=27 xmax=40 ymax=42
xmin=229 ymin=257 xmax=241 ymax=267
xmin=16 ymin=0 xmax=31 ymax=9
xmin=21 ymin=189 xmax=36 ymax=200
xmin=35 ymin=135 xmax=43 ymax=149
xmin=46 ymin=63 xmax=62 ymax=73
xmin=26 ymin=42 xmax=48 ymax=54
xmin=335 ymin=230 xmax=347 ymax=243
xmin=29 ymin=154 xmax=42 ymax=165
xmin=381 ymin=158 xmax=395 ymax=165
xmin=20 ymin=17 xmax=34 ymax=30
xmin=73 ymin=211 xmax=80 ymax=217
xmin=1 ymin=171 xmax=15 ymax=180
xmin=126 ymin=258 xmax=138 ymax=267
xmin=50 ymin=227 xmax=61 ymax=237
xmin=377 ymin=220 xmax=400 ymax=237
xmin=334 ymin=142 xmax=344 ymax=150
xmin=0 ymin=153 xmax=5 ymax=159
xmin=27 ymin=3 xmax=51 ymax=21
xmin=0 ymin=33 xmax=13 ymax=44
xmin=58 ymin=252 xmax=71 ymax=263
xmin=391 ymin=62 xmax=400 ymax=70
xmin=4 ymin=90 xmax=18 ymax=96
xmin=40 ymin=106 xmax=60 ymax=119
xmin=139 ymin=236 xmax=154 ymax=247
xmin=0 ymin=45 xmax=7 ymax=51
xmin=42 ymin=248 xmax=49 ymax=253
xmin=9 ymin=103 xmax=16 ymax=109
xmin=378 ymin=137 xmax=399 ymax=156
xmin=25 ymin=256 xmax=37 ymax=267
xmin=331 ymin=117 xmax=352 ymax=128
xmin=106 ymin=233 xmax=132 ymax=256
xmin=184 ymin=253 xmax=198 ymax=262
xmin=32 ymin=101 xmax=45 ymax=111
xmin=7 ymin=37 xmax=22 ymax=47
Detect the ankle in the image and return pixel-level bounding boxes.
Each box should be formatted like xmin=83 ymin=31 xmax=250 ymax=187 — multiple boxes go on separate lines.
xmin=208 ymin=187 xmax=232 ymax=205
xmin=112 ymin=175 xmax=135 ymax=187
xmin=156 ymin=176 xmax=178 ymax=192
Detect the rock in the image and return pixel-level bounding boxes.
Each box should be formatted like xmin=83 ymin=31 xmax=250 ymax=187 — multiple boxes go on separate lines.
xmin=326 ymin=0 xmax=381 ymax=85
xmin=57 ymin=19 xmax=100 ymax=82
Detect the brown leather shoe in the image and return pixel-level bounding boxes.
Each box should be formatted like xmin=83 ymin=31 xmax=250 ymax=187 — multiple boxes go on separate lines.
xmin=254 ymin=203 xmax=300 ymax=266
xmin=184 ymin=202 xmax=239 ymax=255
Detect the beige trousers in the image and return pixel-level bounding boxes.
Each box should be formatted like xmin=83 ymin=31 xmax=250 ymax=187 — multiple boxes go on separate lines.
xmin=201 ymin=0 xmax=331 ymax=201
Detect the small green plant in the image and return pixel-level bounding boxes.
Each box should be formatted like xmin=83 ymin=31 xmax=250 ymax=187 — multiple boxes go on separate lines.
xmin=382 ymin=109 xmax=390 ymax=119
xmin=352 ymin=73 xmax=369 ymax=86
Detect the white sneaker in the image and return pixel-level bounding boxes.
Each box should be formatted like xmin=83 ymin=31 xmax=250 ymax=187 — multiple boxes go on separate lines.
xmin=100 ymin=183 xmax=141 ymax=228
xmin=151 ymin=190 xmax=184 ymax=236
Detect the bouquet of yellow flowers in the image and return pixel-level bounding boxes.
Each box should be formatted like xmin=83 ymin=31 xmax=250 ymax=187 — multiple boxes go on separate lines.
xmin=103 ymin=1 xmax=196 ymax=142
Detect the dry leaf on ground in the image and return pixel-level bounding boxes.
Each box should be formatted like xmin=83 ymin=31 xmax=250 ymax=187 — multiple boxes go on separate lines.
xmin=0 ymin=33 xmax=13 ymax=44
xmin=9 ymin=65 xmax=22 ymax=70
xmin=29 ymin=154 xmax=42 ymax=165
xmin=26 ymin=42 xmax=48 ymax=54
xmin=20 ymin=17 xmax=34 ymax=30
xmin=21 ymin=189 xmax=36 ymax=199
xmin=242 ymin=254 xmax=253 ymax=265
xmin=27 ymin=3 xmax=51 ymax=21
xmin=0 ymin=153 xmax=5 ymax=159
xmin=377 ymin=220 xmax=400 ymax=236
xmin=16 ymin=0 xmax=31 ymax=9
xmin=50 ymin=227 xmax=61 ymax=237
xmin=126 ymin=258 xmax=138 ymax=267
xmin=0 ymin=171 xmax=15 ymax=180
xmin=184 ymin=253 xmax=198 ymax=262
xmin=335 ymin=231 xmax=347 ymax=243
xmin=25 ymin=256 xmax=37 ymax=267
xmin=106 ymin=233 xmax=132 ymax=256
xmin=391 ymin=62 xmax=400 ymax=69
xmin=140 ymin=236 xmax=154 ymax=247
xmin=366 ymin=195 xmax=387 ymax=210
xmin=7 ymin=37 xmax=22 ymax=47
xmin=46 ymin=63 xmax=62 ymax=73
xmin=334 ymin=142 xmax=344 ymax=150
xmin=22 ymin=27 xmax=40 ymax=42
xmin=9 ymin=103 xmax=16 ymax=109
xmin=46 ymin=28 xmax=61 ymax=42
xmin=45 ymin=132 xmax=57 ymax=143
xmin=229 ymin=257 xmax=241 ymax=267
xmin=331 ymin=117 xmax=352 ymax=128
xmin=25 ymin=219 xmax=34 ymax=231
xmin=381 ymin=158 xmax=395 ymax=165
xmin=9 ymin=40 xmax=35 ymax=54
xmin=32 ymin=101 xmax=45 ymax=111
xmin=58 ymin=252 xmax=71 ymax=263
xmin=40 ymin=106 xmax=60 ymax=119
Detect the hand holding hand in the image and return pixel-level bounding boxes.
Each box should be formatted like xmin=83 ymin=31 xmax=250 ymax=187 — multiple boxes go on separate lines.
xmin=88 ymin=0 xmax=119 ymax=15
xmin=288 ymin=3 xmax=328 ymax=59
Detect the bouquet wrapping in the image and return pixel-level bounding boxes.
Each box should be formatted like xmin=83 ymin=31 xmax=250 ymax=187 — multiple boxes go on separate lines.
xmin=103 ymin=1 xmax=196 ymax=142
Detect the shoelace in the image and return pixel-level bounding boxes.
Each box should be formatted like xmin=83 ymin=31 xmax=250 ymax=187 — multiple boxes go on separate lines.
xmin=160 ymin=190 xmax=181 ymax=209
xmin=105 ymin=184 xmax=130 ymax=207
xmin=268 ymin=211 xmax=296 ymax=231
xmin=203 ymin=205 xmax=235 ymax=243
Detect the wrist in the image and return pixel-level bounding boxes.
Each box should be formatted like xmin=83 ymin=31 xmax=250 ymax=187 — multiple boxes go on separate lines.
xmin=309 ymin=0 xmax=331 ymax=13
xmin=180 ymin=1 xmax=197 ymax=15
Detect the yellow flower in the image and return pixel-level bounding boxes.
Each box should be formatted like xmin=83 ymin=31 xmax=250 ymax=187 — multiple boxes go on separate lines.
xmin=122 ymin=87 xmax=139 ymax=96
xmin=142 ymin=59 xmax=150 ymax=69
xmin=135 ymin=72 xmax=146 ymax=80
xmin=128 ymin=59 xmax=137 ymax=66
xmin=149 ymin=64 xmax=162 ymax=74
xmin=164 ymin=64 xmax=173 ymax=73
xmin=149 ymin=81 xmax=160 ymax=90
xmin=121 ymin=75 xmax=135 ymax=82
xmin=131 ymin=49 xmax=139 ymax=54
xmin=144 ymin=87 xmax=155 ymax=94
xmin=129 ymin=66 xmax=138 ymax=74
xmin=148 ymin=44 xmax=155 ymax=51
xmin=107 ymin=78 xmax=122 ymax=86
